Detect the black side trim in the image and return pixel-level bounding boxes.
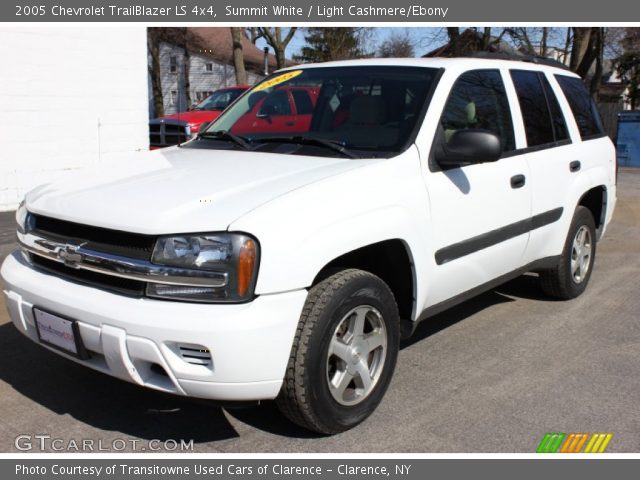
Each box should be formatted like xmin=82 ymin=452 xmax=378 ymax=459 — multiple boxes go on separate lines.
xmin=435 ymin=207 xmax=563 ymax=265
xmin=403 ymin=255 xmax=561 ymax=337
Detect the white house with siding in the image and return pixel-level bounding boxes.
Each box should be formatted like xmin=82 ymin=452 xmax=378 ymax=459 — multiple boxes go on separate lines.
xmin=152 ymin=28 xmax=283 ymax=117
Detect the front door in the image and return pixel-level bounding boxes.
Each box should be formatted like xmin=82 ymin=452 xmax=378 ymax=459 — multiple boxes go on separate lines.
xmin=424 ymin=69 xmax=532 ymax=306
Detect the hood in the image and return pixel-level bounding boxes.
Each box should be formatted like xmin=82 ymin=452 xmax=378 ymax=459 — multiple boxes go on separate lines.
xmin=26 ymin=147 xmax=368 ymax=235
xmin=158 ymin=111 xmax=222 ymax=131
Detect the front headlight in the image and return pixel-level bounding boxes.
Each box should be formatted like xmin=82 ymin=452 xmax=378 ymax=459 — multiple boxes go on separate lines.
xmin=148 ymin=233 xmax=259 ymax=302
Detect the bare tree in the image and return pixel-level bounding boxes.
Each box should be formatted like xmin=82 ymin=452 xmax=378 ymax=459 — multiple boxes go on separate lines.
xmin=615 ymin=28 xmax=640 ymax=109
xmin=540 ymin=27 xmax=549 ymax=57
xmin=571 ymin=27 xmax=596 ymax=76
xmin=230 ymin=28 xmax=247 ymax=85
xmin=179 ymin=27 xmax=192 ymax=108
xmin=257 ymin=28 xmax=297 ymax=69
xmin=378 ymin=31 xmax=415 ymax=58
xmin=147 ymin=29 xmax=164 ymax=117
xmin=247 ymin=27 xmax=263 ymax=44
xmin=446 ymin=27 xmax=461 ymax=56
xmin=505 ymin=27 xmax=536 ymax=54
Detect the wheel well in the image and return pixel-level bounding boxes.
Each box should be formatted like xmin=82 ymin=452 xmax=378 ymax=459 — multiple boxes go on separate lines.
xmin=578 ymin=186 xmax=606 ymax=236
xmin=312 ymin=240 xmax=415 ymax=322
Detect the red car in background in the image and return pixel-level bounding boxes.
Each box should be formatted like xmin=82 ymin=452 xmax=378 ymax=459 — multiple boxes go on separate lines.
xmin=149 ymin=85 xmax=249 ymax=149
xmin=230 ymin=86 xmax=320 ymax=136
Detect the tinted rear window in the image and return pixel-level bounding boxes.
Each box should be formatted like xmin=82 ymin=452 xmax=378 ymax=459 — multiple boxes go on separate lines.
xmin=555 ymin=75 xmax=604 ymax=140
xmin=511 ymin=70 xmax=555 ymax=147
xmin=540 ymin=75 xmax=569 ymax=142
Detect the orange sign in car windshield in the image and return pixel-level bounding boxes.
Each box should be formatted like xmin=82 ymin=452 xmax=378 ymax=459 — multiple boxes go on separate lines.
xmin=254 ymin=70 xmax=303 ymax=91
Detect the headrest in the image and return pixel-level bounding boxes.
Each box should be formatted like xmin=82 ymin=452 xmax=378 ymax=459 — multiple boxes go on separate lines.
xmin=465 ymin=102 xmax=477 ymax=124
xmin=349 ymin=96 xmax=387 ymax=125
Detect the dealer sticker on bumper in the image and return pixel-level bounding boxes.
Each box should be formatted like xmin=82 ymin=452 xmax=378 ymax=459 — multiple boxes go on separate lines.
xmin=33 ymin=308 xmax=79 ymax=355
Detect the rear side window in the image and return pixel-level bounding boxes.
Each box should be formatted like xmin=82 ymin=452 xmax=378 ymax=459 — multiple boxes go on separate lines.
xmin=540 ymin=75 xmax=569 ymax=142
xmin=511 ymin=70 xmax=554 ymax=146
xmin=555 ymin=75 xmax=604 ymax=140
xmin=510 ymin=70 xmax=569 ymax=147
xmin=440 ymin=69 xmax=515 ymax=152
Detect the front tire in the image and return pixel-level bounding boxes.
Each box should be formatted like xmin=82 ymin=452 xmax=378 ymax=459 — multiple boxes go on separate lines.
xmin=276 ymin=269 xmax=400 ymax=434
xmin=541 ymin=206 xmax=597 ymax=299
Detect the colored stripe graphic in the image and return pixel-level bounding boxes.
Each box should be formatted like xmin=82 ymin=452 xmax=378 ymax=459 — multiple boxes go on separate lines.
xmin=572 ymin=433 xmax=589 ymax=453
xmin=538 ymin=433 xmax=613 ymax=453
xmin=537 ymin=433 xmax=565 ymax=453
xmin=584 ymin=433 xmax=613 ymax=453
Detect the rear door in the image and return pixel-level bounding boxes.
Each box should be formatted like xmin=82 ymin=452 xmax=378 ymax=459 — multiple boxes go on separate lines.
xmin=423 ymin=69 xmax=532 ymax=305
xmin=509 ymin=69 xmax=579 ymax=263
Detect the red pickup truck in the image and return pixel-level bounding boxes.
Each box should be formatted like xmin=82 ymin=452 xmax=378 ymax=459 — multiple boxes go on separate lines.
xmin=149 ymin=85 xmax=249 ymax=149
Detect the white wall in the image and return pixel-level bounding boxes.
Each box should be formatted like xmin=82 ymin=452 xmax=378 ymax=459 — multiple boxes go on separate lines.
xmin=0 ymin=27 xmax=149 ymax=211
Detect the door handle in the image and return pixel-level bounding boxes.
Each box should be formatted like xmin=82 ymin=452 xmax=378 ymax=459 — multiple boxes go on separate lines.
xmin=570 ymin=160 xmax=581 ymax=172
xmin=510 ymin=174 xmax=526 ymax=189
xmin=285 ymin=121 xmax=295 ymax=126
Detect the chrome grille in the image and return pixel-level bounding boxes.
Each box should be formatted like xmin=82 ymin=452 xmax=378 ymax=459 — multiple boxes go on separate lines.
xmin=32 ymin=214 xmax=155 ymax=261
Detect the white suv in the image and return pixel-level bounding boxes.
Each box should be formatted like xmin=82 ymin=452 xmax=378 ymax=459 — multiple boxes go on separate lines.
xmin=1 ymin=57 xmax=616 ymax=434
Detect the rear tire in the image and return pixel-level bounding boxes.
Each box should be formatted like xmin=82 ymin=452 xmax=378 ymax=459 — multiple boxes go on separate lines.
xmin=276 ymin=269 xmax=400 ymax=434
xmin=541 ymin=206 xmax=596 ymax=299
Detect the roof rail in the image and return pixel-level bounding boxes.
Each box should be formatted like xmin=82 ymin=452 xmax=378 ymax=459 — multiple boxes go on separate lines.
xmin=461 ymin=51 xmax=571 ymax=71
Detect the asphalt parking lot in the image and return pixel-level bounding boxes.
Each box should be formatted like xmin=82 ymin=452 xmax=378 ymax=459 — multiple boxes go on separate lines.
xmin=0 ymin=169 xmax=639 ymax=453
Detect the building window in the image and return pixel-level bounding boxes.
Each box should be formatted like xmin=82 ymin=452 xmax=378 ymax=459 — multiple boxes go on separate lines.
xmin=170 ymin=90 xmax=177 ymax=106
xmin=170 ymin=56 xmax=178 ymax=74
xmin=205 ymin=63 xmax=213 ymax=73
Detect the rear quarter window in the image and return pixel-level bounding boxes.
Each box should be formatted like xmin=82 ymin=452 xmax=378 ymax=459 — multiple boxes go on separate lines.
xmin=555 ymin=75 xmax=604 ymax=140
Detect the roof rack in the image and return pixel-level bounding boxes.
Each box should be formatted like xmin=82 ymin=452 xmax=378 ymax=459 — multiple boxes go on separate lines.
xmin=461 ymin=51 xmax=571 ymax=71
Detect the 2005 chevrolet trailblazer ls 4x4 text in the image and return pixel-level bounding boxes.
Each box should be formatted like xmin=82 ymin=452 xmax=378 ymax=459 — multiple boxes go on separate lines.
xmin=1 ymin=57 xmax=616 ymax=434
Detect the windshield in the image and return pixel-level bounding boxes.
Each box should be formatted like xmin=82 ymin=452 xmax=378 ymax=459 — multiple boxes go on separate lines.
xmin=194 ymin=89 xmax=245 ymax=111
xmin=198 ymin=66 xmax=439 ymax=158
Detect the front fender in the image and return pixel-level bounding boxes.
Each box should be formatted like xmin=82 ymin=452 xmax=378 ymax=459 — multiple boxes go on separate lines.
xmin=254 ymin=205 xmax=423 ymax=295
xmin=229 ymin=150 xmax=432 ymax=299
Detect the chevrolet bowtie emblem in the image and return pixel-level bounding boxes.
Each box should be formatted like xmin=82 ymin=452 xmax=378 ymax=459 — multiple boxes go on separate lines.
xmin=57 ymin=244 xmax=84 ymax=269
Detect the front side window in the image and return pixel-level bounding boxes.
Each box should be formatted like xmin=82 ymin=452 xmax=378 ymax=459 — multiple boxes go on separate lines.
xmin=440 ymin=70 xmax=515 ymax=153
xmin=198 ymin=66 xmax=440 ymax=158
xmin=555 ymin=75 xmax=604 ymax=140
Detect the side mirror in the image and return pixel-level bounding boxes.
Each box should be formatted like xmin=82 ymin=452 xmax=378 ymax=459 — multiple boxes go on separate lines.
xmin=434 ymin=129 xmax=502 ymax=167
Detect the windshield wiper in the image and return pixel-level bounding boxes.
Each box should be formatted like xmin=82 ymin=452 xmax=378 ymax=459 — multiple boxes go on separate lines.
xmin=256 ymin=135 xmax=361 ymax=159
xmin=198 ymin=130 xmax=252 ymax=150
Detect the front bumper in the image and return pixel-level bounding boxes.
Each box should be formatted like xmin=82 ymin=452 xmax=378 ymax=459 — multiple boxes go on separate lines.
xmin=1 ymin=251 xmax=307 ymax=401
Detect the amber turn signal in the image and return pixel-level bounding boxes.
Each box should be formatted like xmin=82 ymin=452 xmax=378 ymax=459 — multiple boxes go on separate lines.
xmin=237 ymin=238 xmax=257 ymax=297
